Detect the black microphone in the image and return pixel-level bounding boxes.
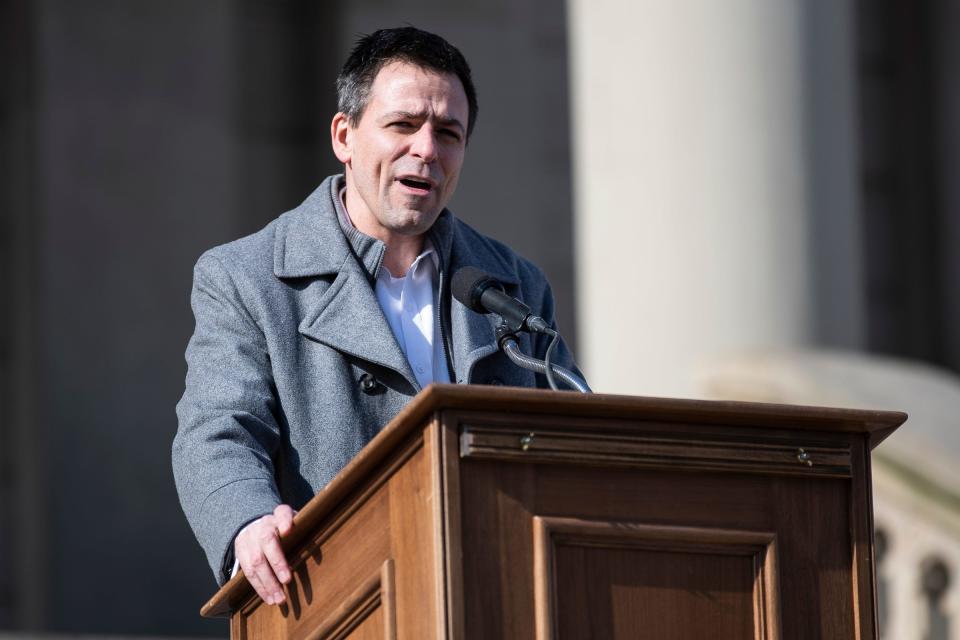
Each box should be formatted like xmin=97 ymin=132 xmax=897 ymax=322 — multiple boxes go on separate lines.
xmin=451 ymin=267 xmax=550 ymax=333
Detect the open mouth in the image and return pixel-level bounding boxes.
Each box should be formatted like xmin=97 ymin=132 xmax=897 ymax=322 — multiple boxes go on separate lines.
xmin=398 ymin=177 xmax=433 ymax=193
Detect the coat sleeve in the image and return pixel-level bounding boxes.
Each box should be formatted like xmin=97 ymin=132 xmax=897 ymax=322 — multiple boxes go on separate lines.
xmin=173 ymin=253 xmax=283 ymax=585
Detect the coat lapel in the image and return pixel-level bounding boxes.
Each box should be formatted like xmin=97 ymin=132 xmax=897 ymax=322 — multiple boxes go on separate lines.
xmin=297 ymin=265 xmax=417 ymax=387
xmin=432 ymin=213 xmax=523 ymax=384
xmin=450 ymin=295 xmax=501 ymax=383
xmin=273 ymin=178 xmax=417 ymax=389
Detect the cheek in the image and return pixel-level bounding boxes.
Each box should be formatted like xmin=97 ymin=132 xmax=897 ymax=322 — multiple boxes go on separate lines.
xmin=380 ymin=144 xmax=407 ymax=180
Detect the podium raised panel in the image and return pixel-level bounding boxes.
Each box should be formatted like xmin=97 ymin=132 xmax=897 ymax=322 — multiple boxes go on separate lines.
xmin=532 ymin=518 xmax=780 ymax=640
xmin=305 ymin=560 xmax=396 ymax=640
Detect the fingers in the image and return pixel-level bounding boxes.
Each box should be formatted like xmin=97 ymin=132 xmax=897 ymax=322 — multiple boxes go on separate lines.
xmin=237 ymin=524 xmax=284 ymax=605
xmin=235 ymin=507 xmax=298 ymax=605
xmin=259 ymin=525 xmax=291 ymax=585
xmin=236 ymin=529 xmax=282 ymax=605
xmin=274 ymin=504 xmax=296 ymax=537
xmin=244 ymin=549 xmax=282 ymax=605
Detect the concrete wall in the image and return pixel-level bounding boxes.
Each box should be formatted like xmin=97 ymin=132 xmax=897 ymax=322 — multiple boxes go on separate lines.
xmin=936 ymin=0 xmax=960 ymax=371
xmin=4 ymin=0 xmax=340 ymax=634
xmin=26 ymin=1 xmax=265 ymax=634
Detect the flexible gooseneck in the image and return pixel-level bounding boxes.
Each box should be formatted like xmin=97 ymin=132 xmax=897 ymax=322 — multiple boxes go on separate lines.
xmin=496 ymin=324 xmax=592 ymax=393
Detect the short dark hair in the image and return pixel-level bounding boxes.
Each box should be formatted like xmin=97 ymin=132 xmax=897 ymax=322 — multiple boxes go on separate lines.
xmin=337 ymin=27 xmax=479 ymax=139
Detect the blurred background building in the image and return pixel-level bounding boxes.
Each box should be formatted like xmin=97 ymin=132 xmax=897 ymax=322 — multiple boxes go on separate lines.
xmin=1 ymin=0 xmax=957 ymax=637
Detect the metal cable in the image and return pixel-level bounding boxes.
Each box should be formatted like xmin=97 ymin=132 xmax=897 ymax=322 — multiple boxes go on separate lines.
xmin=500 ymin=337 xmax=592 ymax=393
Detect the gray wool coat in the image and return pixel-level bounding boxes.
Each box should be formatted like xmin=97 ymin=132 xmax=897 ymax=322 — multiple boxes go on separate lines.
xmin=173 ymin=175 xmax=580 ymax=584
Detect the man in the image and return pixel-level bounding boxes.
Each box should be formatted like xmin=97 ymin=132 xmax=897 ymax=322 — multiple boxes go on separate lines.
xmin=173 ymin=27 xmax=580 ymax=606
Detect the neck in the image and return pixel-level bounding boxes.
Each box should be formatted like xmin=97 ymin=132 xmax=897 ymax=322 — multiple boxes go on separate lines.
xmin=380 ymin=235 xmax=425 ymax=277
xmin=341 ymin=183 xmax=425 ymax=277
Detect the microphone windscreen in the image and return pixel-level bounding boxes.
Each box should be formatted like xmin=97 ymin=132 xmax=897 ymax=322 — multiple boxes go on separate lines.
xmin=451 ymin=266 xmax=500 ymax=313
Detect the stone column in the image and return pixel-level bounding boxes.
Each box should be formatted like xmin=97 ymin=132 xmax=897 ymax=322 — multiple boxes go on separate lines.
xmin=567 ymin=0 xmax=862 ymax=396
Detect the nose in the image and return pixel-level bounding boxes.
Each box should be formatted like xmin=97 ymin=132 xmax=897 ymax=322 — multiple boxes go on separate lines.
xmin=409 ymin=125 xmax=438 ymax=163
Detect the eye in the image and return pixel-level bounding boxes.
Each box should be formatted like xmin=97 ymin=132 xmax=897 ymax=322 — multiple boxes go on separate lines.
xmin=389 ymin=121 xmax=415 ymax=131
xmin=440 ymin=128 xmax=462 ymax=142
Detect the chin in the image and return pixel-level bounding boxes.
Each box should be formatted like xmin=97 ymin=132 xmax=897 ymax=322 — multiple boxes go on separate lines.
xmin=390 ymin=208 xmax=442 ymax=236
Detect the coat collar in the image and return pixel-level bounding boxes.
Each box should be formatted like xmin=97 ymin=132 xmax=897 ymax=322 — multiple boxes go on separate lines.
xmin=273 ymin=176 xmax=378 ymax=280
xmin=273 ymin=174 xmax=520 ymax=286
xmin=272 ymin=174 xmax=521 ymax=388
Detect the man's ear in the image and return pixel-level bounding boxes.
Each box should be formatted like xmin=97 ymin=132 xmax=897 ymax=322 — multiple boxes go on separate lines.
xmin=331 ymin=112 xmax=352 ymax=164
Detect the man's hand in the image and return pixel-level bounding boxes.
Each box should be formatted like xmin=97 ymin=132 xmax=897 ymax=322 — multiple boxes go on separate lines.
xmin=234 ymin=504 xmax=297 ymax=605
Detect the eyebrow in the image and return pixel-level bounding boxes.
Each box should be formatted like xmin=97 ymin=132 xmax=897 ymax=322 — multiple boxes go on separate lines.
xmin=379 ymin=111 xmax=466 ymax=134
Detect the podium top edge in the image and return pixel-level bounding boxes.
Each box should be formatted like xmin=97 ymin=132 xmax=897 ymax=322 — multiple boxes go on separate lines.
xmin=411 ymin=384 xmax=908 ymax=429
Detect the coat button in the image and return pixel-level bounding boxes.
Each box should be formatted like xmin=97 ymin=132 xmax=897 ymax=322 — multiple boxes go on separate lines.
xmin=359 ymin=373 xmax=378 ymax=393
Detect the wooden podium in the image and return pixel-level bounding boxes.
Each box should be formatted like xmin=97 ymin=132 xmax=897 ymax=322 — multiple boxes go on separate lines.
xmin=202 ymin=385 xmax=905 ymax=639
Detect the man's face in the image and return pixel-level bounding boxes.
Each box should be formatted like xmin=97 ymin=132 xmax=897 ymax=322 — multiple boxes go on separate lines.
xmin=332 ymin=61 xmax=469 ymax=240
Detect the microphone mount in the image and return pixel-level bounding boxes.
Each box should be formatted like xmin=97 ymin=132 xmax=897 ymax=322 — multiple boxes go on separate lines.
xmin=494 ymin=323 xmax=592 ymax=393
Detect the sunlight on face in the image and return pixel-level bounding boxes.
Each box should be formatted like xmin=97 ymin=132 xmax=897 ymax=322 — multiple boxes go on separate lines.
xmin=338 ymin=61 xmax=469 ymax=241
